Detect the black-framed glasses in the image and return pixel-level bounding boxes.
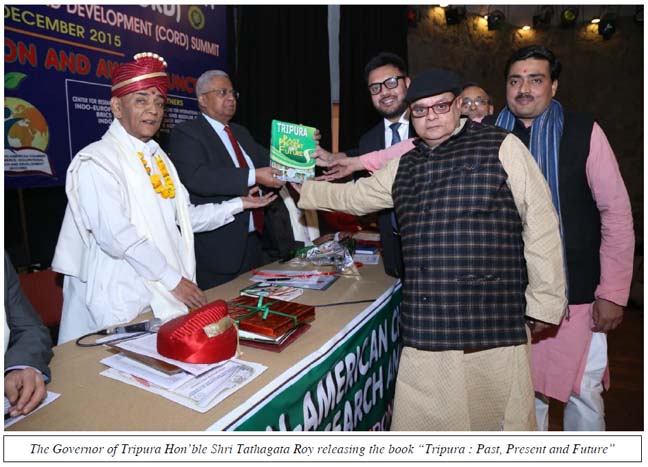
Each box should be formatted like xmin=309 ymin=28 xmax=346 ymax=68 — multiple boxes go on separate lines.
xmin=202 ymin=88 xmax=240 ymax=100
xmin=460 ymin=97 xmax=489 ymax=108
xmin=367 ymin=75 xmax=406 ymax=95
xmin=410 ymin=101 xmax=454 ymax=118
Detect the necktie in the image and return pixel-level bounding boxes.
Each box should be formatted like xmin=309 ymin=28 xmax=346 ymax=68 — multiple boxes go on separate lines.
xmin=389 ymin=122 xmax=401 ymax=146
xmin=387 ymin=122 xmax=402 ymax=231
xmin=224 ymin=125 xmax=264 ymax=235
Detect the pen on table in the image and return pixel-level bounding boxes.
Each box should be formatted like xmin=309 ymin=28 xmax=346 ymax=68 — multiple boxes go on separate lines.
xmin=263 ymin=277 xmax=293 ymax=282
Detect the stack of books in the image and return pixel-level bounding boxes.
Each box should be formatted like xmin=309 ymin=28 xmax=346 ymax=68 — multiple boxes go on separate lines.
xmin=228 ymin=295 xmax=315 ymax=352
xmin=237 ymin=325 xmax=311 ymax=352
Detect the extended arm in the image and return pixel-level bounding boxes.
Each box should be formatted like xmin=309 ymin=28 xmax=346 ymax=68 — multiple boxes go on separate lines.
xmin=315 ymin=139 xmax=416 ymax=182
xmin=298 ymin=157 xmax=399 ymax=216
xmin=359 ymin=138 xmax=416 ymax=172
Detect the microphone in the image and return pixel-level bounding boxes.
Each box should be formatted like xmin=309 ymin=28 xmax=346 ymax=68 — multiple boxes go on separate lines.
xmin=104 ymin=318 xmax=162 ymax=335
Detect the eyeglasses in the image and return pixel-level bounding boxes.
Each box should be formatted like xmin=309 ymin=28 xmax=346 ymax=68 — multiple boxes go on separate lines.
xmin=202 ymin=88 xmax=240 ymax=99
xmin=410 ymin=101 xmax=454 ymax=118
xmin=460 ymin=97 xmax=489 ymax=108
xmin=367 ymin=76 xmax=406 ymax=95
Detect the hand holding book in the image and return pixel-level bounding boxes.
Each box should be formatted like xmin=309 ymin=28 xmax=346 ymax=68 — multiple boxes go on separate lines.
xmin=270 ymin=120 xmax=317 ymax=183
xmin=255 ymin=167 xmax=285 ymax=189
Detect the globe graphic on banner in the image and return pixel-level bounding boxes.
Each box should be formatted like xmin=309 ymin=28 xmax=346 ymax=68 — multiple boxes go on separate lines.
xmin=5 ymin=97 xmax=49 ymax=152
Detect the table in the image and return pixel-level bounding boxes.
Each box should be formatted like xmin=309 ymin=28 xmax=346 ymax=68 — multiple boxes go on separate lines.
xmin=9 ymin=262 xmax=401 ymax=431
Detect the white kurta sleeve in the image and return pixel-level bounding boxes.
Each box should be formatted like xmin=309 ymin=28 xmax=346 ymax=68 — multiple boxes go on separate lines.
xmin=183 ymin=184 xmax=243 ymax=233
xmin=77 ymin=161 xmax=182 ymax=290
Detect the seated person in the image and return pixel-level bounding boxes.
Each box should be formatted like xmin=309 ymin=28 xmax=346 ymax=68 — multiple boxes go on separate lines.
xmin=4 ymin=252 xmax=53 ymax=417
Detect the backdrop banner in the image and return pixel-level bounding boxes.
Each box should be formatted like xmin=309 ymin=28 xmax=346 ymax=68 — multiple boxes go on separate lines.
xmin=209 ymin=282 xmax=403 ymax=431
xmin=5 ymin=4 xmax=226 ymax=189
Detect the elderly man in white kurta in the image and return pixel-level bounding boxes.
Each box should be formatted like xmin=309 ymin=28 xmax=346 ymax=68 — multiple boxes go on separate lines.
xmin=53 ymin=53 xmax=275 ymax=343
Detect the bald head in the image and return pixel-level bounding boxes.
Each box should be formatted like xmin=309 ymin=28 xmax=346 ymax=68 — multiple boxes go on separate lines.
xmin=459 ymin=85 xmax=493 ymax=122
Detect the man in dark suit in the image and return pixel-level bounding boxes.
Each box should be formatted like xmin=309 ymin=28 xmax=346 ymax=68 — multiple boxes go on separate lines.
xmin=4 ymin=252 xmax=53 ymax=417
xmin=166 ymin=70 xmax=290 ymax=289
xmin=357 ymin=53 xmax=412 ymax=278
xmin=317 ymin=52 xmax=412 ymax=278
xmin=357 ymin=52 xmax=413 ymax=155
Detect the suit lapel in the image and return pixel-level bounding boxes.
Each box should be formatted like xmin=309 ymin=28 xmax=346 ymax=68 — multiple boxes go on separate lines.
xmin=370 ymin=121 xmax=385 ymax=150
xmin=198 ymin=115 xmax=237 ymax=168
xmin=377 ymin=122 xmax=386 ymax=149
xmin=230 ymin=124 xmax=264 ymax=167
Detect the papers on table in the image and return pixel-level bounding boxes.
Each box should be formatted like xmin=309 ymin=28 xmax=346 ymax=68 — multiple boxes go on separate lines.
xmin=240 ymin=282 xmax=304 ymax=301
xmin=101 ymin=354 xmax=194 ymax=391
xmin=353 ymin=253 xmax=380 ymax=265
xmin=100 ymin=333 xmax=267 ymax=413
xmin=249 ymin=269 xmax=338 ymax=290
xmin=5 ymin=391 xmax=60 ymax=428
xmin=352 ymin=231 xmax=380 ymax=242
xmin=355 ymin=244 xmax=379 ymax=255
xmin=114 ymin=333 xmax=212 ymax=376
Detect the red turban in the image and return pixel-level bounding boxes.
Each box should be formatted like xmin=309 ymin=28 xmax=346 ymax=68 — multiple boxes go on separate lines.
xmin=111 ymin=52 xmax=168 ymax=99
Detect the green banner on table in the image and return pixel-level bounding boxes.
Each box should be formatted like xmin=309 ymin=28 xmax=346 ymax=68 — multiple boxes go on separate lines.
xmin=218 ymin=285 xmax=402 ymax=431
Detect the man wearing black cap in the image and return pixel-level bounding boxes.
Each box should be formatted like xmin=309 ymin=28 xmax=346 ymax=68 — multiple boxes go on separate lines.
xmin=296 ymin=68 xmax=567 ymax=430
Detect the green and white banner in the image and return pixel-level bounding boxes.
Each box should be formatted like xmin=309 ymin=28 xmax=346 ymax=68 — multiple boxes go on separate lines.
xmin=209 ymin=282 xmax=402 ymax=431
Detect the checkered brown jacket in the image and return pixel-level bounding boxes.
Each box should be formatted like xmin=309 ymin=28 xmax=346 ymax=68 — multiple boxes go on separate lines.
xmin=392 ymin=121 xmax=528 ymax=350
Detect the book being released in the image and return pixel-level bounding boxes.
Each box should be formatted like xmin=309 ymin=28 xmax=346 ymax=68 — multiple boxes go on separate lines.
xmin=270 ymin=119 xmax=317 ymax=183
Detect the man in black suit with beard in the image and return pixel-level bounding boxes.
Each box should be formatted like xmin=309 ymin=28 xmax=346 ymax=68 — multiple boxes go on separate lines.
xmin=317 ymin=52 xmax=413 ymax=278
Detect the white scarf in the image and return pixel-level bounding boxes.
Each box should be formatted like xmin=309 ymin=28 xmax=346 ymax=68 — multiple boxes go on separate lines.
xmin=53 ymin=120 xmax=194 ymax=321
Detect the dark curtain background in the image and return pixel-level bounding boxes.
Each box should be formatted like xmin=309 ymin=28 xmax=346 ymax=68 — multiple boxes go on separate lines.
xmin=6 ymin=7 xmax=331 ymax=269
xmin=338 ymin=6 xmax=408 ymax=152
xmin=228 ymin=6 xmax=332 ymax=149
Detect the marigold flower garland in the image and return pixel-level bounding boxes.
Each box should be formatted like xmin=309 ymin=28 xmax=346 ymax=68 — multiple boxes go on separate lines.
xmin=138 ymin=151 xmax=176 ymax=199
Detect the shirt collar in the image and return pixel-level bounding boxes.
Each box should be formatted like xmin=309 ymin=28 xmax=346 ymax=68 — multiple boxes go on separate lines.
xmin=454 ymin=117 xmax=468 ymax=136
xmin=202 ymin=112 xmax=227 ymax=133
xmin=383 ymin=111 xmax=409 ymax=128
